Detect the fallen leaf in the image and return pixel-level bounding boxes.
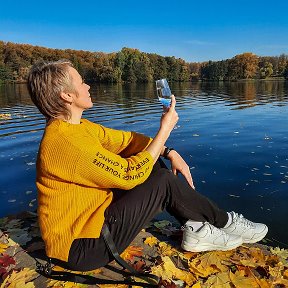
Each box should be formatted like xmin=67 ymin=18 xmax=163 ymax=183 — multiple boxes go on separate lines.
xmin=151 ymin=256 xmax=196 ymax=286
xmin=0 ymin=114 xmax=11 ymax=120
xmin=120 ymin=246 xmax=143 ymax=262
xmin=229 ymin=270 xmax=259 ymax=288
xmin=0 ymin=243 xmax=9 ymax=253
xmin=144 ymin=236 xmax=158 ymax=247
xmin=158 ymin=242 xmax=178 ymax=257
xmin=153 ymin=220 xmax=171 ymax=229
xmin=202 ymin=271 xmax=231 ymax=288
xmin=1 ymin=268 xmax=37 ymax=288
xmin=0 ymin=254 xmax=16 ymax=267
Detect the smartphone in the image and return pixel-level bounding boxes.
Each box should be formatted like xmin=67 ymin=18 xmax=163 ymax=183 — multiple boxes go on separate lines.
xmin=156 ymin=79 xmax=172 ymax=108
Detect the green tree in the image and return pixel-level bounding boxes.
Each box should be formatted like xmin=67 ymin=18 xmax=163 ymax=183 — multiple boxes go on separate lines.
xmin=259 ymin=61 xmax=273 ymax=79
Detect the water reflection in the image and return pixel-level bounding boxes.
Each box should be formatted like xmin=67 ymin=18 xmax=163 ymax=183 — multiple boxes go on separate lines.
xmin=0 ymin=81 xmax=287 ymax=108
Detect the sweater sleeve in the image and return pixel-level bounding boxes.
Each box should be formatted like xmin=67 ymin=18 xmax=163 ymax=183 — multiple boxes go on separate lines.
xmin=71 ymin=132 xmax=154 ymax=190
xmin=84 ymin=120 xmax=153 ymax=156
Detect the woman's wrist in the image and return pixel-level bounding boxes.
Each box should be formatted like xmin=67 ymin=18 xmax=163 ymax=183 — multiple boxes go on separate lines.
xmin=163 ymin=147 xmax=175 ymax=159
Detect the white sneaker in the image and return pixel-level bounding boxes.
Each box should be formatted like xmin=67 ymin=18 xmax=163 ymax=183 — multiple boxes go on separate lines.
xmin=221 ymin=212 xmax=268 ymax=244
xmin=181 ymin=222 xmax=243 ymax=252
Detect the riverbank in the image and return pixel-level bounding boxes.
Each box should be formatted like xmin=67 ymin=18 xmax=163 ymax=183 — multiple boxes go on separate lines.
xmin=1 ymin=211 xmax=288 ymax=287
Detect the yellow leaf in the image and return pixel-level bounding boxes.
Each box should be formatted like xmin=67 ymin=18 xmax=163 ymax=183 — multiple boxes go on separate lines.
xmin=202 ymin=272 xmax=231 ymax=288
xmin=0 ymin=113 xmax=11 ymax=120
xmin=144 ymin=236 xmax=158 ymax=247
xmin=0 ymin=242 xmax=8 ymax=253
xmin=256 ymin=278 xmax=272 ymax=288
xmin=229 ymin=270 xmax=259 ymax=288
xmin=271 ymin=247 xmax=288 ymax=266
xmin=180 ymin=251 xmax=197 ymax=261
xmin=274 ymin=278 xmax=288 ymax=286
xmin=191 ymin=282 xmax=202 ymax=288
xmin=158 ymin=242 xmax=178 ymax=257
xmin=120 ymin=245 xmax=143 ymax=262
xmin=271 ymin=247 xmax=288 ymax=258
xmin=151 ymin=256 xmax=196 ymax=286
xmin=283 ymin=268 xmax=288 ymax=278
xmin=98 ymin=285 xmax=128 ymax=288
xmin=269 ymin=265 xmax=284 ymax=278
xmin=188 ymin=251 xmax=230 ymax=278
xmin=2 ymin=268 xmax=37 ymax=288
xmin=47 ymin=279 xmax=85 ymax=287
xmin=239 ymin=258 xmax=257 ymax=267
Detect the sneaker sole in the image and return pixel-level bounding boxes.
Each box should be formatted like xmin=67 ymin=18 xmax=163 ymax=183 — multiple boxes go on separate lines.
xmin=242 ymin=226 xmax=268 ymax=244
xmin=181 ymin=240 xmax=242 ymax=252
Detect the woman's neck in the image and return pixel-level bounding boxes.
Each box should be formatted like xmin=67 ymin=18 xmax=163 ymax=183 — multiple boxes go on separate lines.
xmin=55 ymin=113 xmax=82 ymax=124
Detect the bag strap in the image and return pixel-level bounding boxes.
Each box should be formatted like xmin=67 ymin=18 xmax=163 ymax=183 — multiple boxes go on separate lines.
xmin=101 ymin=223 xmax=160 ymax=284
xmin=35 ymin=224 xmax=160 ymax=287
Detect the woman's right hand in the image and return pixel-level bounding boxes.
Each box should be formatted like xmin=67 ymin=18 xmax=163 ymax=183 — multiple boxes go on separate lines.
xmin=145 ymin=95 xmax=179 ymax=163
xmin=160 ymin=95 xmax=179 ymax=133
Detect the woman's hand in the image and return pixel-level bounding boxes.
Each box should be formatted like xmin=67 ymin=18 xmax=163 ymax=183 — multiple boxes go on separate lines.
xmin=168 ymin=150 xmax=195 ymax=189
xmin=146 ymin=95 xmax=178 ymax=163
xmin=160 ymin=95 xmax=179 ymax=133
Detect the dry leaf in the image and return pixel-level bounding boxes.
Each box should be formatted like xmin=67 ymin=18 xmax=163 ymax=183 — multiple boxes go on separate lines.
xmin=229 ymin=270 xmax=259 ymax=288
xmin=202 ymin=271 xmax=231 ymax=288
xmin=0 ymin=114 xmax=11 ymax=120
xmin=1 ymin=268 xmax=37 ymax=288
xmin=189 ymin=251 xmax=231 ymax=278
xmin=0 ymin=254 xmax=16 ymax=267
xmin=144 ymin=236 xmax=158 ymax=247
xmin=153 ymin=220 xmax=171 ymax=229
xmin=0 ymin=243 xmax=9 ymax=254
xmin=151 ymin=256 xmax=196 ymax=286
xmin=120 ymin=245 xmax=143 ymax=262
xmin=158 ymin=242 xmax=178 ymax=257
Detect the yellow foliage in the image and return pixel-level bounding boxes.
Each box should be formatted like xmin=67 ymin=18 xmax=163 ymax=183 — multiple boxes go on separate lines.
xmin=1 ymin=268 xmax=37 ymax=288
xmin=151 ymin=256 xmax=196 ymax=286
xmin=46 ymin=279 xmax=85 ymax=287
xmin=144 ymin=236 xmax=158 ymax=247
xmin=98 ymin=285 xmax=128 ymax=288
xmin=120 ymin=245 xmax=143 ymax=262
xmin=0 ymin=242 xmax=8 ymax=253
xmin=158 ymin=241 xmax=178 ymax=257
xmin=271 ymin=246 xmax=288 ymax=266
xmin=188 ymin=251 xmax=230 ymax=278
xmin=229 ymin=270 xmax=259 ymax=288
xmin=0 ymin=113 xmax=11 ymax=120
xmin=201 ymin=271 xmax=231 ymax=288
xmin=283 ymin=268 xmax=288 ymax=279
xmin=191 ymin=282 xmax=202 ymax=288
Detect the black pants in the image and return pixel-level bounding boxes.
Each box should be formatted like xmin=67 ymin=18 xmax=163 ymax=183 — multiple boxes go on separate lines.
xmin=66 ymin=159 xmax=228 ymax=271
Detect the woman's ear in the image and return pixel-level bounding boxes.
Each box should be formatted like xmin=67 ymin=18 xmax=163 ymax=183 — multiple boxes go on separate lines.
xmin=60 ymin=92 xmax=73 ymax=104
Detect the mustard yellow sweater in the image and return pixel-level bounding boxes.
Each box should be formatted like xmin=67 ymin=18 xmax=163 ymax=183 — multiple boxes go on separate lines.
xmin=36 ymin=119 xmax=153 ymax=262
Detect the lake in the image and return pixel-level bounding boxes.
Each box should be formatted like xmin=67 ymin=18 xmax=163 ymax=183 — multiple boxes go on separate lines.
xmin=0 ymin=80 xmax=287 ymax=248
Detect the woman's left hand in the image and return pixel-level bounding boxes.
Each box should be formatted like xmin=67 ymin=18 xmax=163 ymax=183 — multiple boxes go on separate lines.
xmin=167 ymin=150 xmax=195 ymax=189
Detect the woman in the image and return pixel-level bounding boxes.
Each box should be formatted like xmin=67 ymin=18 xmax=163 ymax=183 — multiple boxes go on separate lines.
xmin=27 ymin=59 xmax=268 ymax=271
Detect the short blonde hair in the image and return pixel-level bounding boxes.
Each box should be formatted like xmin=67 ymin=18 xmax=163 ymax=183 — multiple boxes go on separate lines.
xmin=27 ymin=59 xmax=76 ymax=121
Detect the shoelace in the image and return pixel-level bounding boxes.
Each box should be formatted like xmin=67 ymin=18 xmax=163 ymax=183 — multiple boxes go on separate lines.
xmin=205 ymin=222 xmax=230 ymax=244
xmin=233 ymin=213 xmax=254 ymax=228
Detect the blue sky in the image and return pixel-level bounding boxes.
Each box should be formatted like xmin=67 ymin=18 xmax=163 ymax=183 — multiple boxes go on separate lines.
xmin=1 ymin=0 xmax=288 ymax=62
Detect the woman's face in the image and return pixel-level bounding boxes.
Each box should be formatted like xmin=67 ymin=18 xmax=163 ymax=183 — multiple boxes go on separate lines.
xmin=68 ymin=66 xmax=93 ymax=111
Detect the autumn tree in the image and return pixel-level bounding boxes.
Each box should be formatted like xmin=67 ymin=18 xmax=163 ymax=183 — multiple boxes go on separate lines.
xmin=228 ymin=53 xmax=259 ymax=79
xmin=0 ymin=41 xmax=287 ymax=83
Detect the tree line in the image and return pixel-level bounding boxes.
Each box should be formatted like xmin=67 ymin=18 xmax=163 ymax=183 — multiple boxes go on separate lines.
xmin=0 ymin=41 xmax=288 ymax=83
